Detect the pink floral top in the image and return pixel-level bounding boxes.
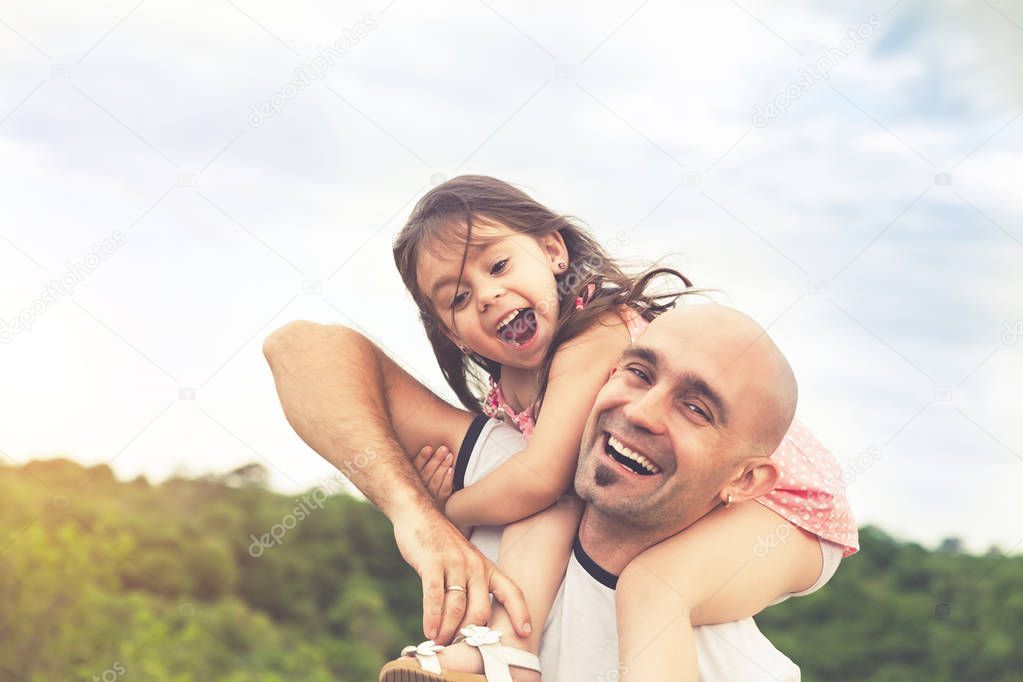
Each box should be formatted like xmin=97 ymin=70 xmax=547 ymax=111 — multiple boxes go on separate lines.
xmin=481 ymin=305 xmax=859 ymax=557
xmin=482 ymin=380 xmax=538 ymax=439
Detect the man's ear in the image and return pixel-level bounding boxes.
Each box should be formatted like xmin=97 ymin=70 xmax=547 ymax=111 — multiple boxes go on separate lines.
xmin=541 ymin=230 xmax=570 ymax=273
xmin=723 ymin=457 xmax=779 ymax=505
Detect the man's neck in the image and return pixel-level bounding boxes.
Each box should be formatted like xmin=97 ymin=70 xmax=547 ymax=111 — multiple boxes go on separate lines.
xmin=576 ymin=501 xmax=719 ymax=577
xmin=576 ymin=508 xmax=665 ymax=577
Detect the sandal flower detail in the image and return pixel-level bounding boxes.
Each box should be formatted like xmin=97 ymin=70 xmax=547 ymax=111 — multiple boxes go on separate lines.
xmin=460 ymin=625 xmax=501 ymax=647
xmin=381 ymin=625 xmax=541 ymax=682
xmin=400 ymin=640 xmax=444 ymax=659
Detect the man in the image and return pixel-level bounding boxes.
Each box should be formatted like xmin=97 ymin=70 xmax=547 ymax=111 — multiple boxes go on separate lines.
xmin=439 ymin=303 xmax=803 ymax=680
xmin=265 ymin=304 xmax=810 ymax=679
xmin=264 ymin=317 xmax=532 ymax=645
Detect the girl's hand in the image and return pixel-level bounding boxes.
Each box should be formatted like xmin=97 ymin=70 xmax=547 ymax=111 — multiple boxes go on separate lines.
xmin=412 ymin=445 xmax=455 ymax=509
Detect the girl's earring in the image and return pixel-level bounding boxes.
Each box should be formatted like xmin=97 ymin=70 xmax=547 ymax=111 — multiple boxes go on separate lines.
xmin=557 ymin=261 xmax=567 ymax=270
xmin=458 ymin=344 xmax=471 ymax=354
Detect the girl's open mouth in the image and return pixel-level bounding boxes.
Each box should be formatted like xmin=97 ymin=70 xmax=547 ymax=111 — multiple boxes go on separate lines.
xmin=496 ymin=308 xmax=538 ymax=347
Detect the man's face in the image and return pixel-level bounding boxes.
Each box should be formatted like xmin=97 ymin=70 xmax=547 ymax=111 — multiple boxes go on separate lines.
xmin=575 ymin=306 xmax=785 ymax=531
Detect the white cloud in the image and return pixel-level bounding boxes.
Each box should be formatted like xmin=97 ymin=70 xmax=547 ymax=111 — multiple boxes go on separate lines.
xmin=1 ymin=0 xmax=1020 ymax=552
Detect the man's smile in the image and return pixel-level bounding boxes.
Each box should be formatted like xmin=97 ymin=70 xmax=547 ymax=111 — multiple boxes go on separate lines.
xmin=603 ymin=431 xmax=662 ymax=476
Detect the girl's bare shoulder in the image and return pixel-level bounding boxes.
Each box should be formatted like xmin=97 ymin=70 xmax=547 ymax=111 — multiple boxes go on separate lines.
xmin=551 ymin=309 xmax=632 ymax=372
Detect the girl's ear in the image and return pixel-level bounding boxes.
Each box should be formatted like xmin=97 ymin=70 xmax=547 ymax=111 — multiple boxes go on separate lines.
xmin=439 ymin=326 xmax=469 ymax=353
xmin=429 ymin=311 xmax=465 ymax=351
xmin=541 ymin=231 xmax=570 ymax=274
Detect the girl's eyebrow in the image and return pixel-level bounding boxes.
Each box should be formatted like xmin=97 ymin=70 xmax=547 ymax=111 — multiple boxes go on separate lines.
xmin=428 ymin=237 xmax=508 ymax=297
xmin=430 ymin=275 xmax=458 ymax=298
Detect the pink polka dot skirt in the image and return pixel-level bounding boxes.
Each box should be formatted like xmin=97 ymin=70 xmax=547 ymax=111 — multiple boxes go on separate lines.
xmin=758 ymin=418 xmax=860 ymax=557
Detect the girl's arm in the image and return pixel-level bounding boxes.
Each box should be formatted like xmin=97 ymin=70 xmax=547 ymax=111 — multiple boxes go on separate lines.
xmin=444 ymin=315 xmax=631 ymax=527
xmin=616 ymin=501 xmax=824 ymax=682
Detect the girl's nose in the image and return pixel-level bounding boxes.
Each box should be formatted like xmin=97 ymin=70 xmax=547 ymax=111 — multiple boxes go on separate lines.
xmin=477 ymin=285 xmax=505 ymax=312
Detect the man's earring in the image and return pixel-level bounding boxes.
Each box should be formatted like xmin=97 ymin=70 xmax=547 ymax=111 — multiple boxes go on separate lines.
xmin=458 ymin=344 xmax=471 ymax=354
xmin=724 ymin=493 xmax=733 ymax=508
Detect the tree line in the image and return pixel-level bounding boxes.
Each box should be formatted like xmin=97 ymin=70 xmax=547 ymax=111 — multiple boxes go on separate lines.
xmin=0 ymin=459 xmax=1016 ymax=681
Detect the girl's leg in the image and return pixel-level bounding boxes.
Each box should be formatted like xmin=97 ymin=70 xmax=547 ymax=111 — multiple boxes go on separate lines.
xmin=616 ymin=501 xmax=823 ymax=682
xmin=436 ymin=495 xmax=584 ymax=680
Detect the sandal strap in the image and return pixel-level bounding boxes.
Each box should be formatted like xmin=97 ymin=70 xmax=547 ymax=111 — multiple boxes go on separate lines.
xmin=399 ymin=641 xmax=444 ymax=675
xmin=456 ymin=625 xmax=541 ymax=682
xmin=477 ymin=643 xmax=541 ymax=682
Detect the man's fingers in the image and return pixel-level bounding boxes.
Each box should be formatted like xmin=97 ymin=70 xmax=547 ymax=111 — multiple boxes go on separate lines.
xmin=420 ymin=562 xmax=444 ymax=641
xmin=489 ymin=568 xmax=532 ymax=638
xmin=436 ymin=569 xmax=468 ymax=644
xmin=398 ymin=511 xmax=488 ymax=644
xmin=462 ymin=567 xmax=492 ymax=630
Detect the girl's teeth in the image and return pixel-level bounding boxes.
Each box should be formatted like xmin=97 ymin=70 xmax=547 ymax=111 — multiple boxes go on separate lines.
xmin=497 ymin=309 xmax=520 ymax=331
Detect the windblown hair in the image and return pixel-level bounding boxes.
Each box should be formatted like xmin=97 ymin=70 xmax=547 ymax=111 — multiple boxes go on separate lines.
xmin=393 ymin=175 xmax=701 ymax=415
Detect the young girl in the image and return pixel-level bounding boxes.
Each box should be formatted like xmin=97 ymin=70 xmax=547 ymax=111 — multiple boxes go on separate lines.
xmin=380 ymin=175 xmax=858 ymax=681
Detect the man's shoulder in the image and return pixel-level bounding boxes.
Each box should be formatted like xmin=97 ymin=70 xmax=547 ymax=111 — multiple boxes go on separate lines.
xmin=540 ymin=555 xmax=801 ymax=682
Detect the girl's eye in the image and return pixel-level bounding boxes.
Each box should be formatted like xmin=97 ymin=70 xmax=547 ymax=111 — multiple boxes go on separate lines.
xmin=451 ymin=291 xmax=469 ymax=309
xmin=490 ymin=259 xmax=509 ymax=275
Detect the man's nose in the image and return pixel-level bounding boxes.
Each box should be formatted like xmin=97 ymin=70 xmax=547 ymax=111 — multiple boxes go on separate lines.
xmin=621 ymin=389 xmax=666 ymax=434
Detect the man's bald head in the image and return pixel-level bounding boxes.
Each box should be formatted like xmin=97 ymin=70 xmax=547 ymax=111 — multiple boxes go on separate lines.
xmin=574 ymin=301 xmax=799 ymax=539
xmin=648 ymin=303 xmax=798 ymax=460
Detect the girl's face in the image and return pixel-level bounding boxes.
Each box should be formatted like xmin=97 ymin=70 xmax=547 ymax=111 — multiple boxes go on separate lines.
xmin=416 ymin=220 xmax=569 ymax=370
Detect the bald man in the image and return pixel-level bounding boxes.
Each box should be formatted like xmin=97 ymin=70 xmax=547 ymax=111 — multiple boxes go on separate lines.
xmin=561 ymin=303 xmax=805 ymax=680
xmin=419 ymin=304 xmax=820 ymax=681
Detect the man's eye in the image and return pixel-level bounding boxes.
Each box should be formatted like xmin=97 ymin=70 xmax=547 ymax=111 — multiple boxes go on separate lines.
xmin=490 ymin=259 xmax=509 ymax=275
xmin=686 ymin=404 xmax=709 ymax=420
xmin=451 ymin=291 xmax=469 ymax=309
xmin=626 ymin=366 xmax=650 ymax=383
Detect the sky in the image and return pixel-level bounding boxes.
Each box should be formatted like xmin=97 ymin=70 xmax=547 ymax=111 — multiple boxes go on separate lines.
xmin=1 ymin=0 xmax=1021 ymax=554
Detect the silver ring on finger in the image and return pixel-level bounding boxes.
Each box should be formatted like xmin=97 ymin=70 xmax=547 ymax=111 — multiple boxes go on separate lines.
xmin=445 ymin=584 xmax=466 ymax=593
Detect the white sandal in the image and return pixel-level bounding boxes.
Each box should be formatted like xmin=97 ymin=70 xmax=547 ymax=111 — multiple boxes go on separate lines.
xmin=379 ymin=625 xmax=541 ymax=682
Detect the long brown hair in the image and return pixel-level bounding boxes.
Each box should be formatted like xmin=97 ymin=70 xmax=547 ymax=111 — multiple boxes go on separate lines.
xmin=393 ymin=175 xmax=701 ymax=415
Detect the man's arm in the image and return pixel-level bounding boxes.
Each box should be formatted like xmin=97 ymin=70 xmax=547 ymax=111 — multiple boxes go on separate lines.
xmin=263 ymin=321 xmax=440 ymax=519
xmin=262 ymin=320 xmax=530 ymax=642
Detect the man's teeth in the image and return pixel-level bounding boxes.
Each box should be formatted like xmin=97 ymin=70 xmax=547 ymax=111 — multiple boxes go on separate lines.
xmin=608 ymin=434 xmax=660 ymax=474
xmin=496 ymin=309 xmax=521 ymax=331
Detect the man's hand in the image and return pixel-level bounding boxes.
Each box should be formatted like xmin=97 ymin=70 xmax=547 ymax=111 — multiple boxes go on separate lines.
xmin=392 ymin=508 xmax=531 ymax=644
xmin=411 ymin=445 xmax=455 ymax=509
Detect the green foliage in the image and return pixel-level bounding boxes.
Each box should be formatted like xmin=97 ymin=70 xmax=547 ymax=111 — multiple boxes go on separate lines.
xmin=757 ymin=526 xmax=1023 ymax=681
xmin=1 ymin=459 xmax=1017 ymax=681
xmin=0 ymin=459 xmax=416 ymax=681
